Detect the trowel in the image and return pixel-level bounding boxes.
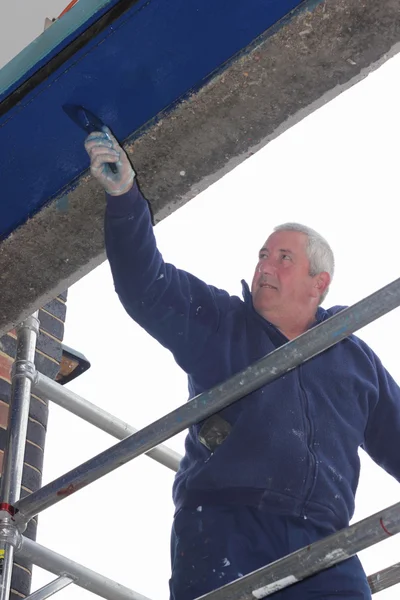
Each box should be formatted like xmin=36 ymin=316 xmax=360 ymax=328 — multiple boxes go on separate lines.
xmin=63 ymin=104 xmax=118 ymax=174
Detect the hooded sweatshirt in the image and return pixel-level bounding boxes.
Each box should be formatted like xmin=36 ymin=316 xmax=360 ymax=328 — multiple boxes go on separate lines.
xmin=105 ymin=183 xmax=400 ymax=531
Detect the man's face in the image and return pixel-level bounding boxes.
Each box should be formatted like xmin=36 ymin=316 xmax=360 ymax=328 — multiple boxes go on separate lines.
xmin=251 ymin=230 xmax=320 ymax=316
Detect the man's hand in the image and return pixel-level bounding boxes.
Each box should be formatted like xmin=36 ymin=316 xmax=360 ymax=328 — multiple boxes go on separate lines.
xmin=84 ymin=127 xmax=135 ymax=196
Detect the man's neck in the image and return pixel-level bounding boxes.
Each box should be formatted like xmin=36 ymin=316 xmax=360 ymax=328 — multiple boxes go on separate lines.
xmin=261 ymin=307 xmax=317 ymax=341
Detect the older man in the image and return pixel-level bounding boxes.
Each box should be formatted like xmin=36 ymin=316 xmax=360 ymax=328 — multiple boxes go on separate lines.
xmin=85 ymin=129 xmax=400 ymax=600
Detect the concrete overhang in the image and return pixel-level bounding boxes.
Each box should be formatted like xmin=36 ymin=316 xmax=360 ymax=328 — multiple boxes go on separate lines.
xmin=1 ymin=0 xmax=399 ymax=336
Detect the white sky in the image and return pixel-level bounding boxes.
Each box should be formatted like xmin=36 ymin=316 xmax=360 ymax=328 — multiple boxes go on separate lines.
xmin=1 ymin=3 xmax=400 ymax=599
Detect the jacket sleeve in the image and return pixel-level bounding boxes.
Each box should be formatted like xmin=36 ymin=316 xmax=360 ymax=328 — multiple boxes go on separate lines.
xmin=362 ymin=352 xmax=400 ymax=483
xmin=104 ymin=182 xmax=231 ymax=373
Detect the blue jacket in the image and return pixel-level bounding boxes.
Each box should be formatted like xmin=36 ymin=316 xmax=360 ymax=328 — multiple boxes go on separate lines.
xmin=105 ymin=183 xmax=400 ymax=531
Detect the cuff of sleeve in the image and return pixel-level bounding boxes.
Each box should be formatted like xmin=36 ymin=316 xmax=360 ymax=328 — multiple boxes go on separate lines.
xmin=105 ymin=181 xmax=143 ymax=217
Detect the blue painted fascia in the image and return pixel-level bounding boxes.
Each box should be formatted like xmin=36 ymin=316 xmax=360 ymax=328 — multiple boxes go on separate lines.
xmin=0 ymin=0 xmax=311 ymax=240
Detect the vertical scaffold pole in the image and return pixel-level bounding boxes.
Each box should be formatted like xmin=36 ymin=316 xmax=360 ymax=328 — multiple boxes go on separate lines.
xmin=0 ymin=312 xmax=39 ymax=600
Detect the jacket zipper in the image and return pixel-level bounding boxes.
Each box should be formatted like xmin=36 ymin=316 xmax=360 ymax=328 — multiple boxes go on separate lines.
xmin=251 ymin=305 xmax=319 ymax=512
xmin=298 ymin=366 xmax=317 ymax=516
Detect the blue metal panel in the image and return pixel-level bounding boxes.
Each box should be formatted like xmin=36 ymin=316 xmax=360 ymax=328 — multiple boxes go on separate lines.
xmin=0 ymin=0 xmax=305 ymax=239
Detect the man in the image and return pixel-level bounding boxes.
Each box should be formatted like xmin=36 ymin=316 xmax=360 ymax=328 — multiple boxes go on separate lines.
xmin=85 ymin=129 xmax=400 ymax=600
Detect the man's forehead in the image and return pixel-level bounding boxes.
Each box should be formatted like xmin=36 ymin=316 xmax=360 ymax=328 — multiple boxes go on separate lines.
xmin=262 ymin=230 xmax=307 ymax=250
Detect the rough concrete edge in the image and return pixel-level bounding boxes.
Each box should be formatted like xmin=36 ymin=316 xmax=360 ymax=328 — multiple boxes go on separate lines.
xmin=0 ymin=255 xmax=105 ymax=337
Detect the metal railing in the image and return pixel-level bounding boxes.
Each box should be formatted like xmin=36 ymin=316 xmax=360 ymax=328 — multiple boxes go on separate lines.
xmin=1 ymin=276 xmax=400 ymax=600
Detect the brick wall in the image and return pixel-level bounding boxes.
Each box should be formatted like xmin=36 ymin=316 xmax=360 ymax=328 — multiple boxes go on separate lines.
xmin=0 ymin=293 xmax=67 ymax=599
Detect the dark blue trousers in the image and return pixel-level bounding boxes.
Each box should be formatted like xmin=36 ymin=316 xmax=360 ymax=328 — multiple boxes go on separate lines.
xmin=169 ymin=506 xmax=371 ymax=600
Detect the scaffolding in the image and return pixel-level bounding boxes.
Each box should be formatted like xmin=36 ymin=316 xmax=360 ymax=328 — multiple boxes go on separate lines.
xmin=1 ymin=277 xmax=400 ymax=600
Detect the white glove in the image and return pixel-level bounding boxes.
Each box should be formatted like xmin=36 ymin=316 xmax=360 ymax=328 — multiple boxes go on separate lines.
xmin=84 ymin=127 xmax=135 ymax=196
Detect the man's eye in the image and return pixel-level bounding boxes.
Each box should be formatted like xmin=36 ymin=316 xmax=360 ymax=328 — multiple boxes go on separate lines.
xmin=282 ymin=254 xmax=291 ymax=261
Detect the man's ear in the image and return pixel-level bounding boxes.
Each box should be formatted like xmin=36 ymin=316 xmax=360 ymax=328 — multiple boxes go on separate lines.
xmin=313 ymin=272 xmax=331 ymax=299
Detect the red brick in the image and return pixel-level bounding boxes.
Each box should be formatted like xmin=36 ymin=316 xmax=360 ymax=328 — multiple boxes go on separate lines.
xmin=0 ymin=354 xmax=12 ymax=383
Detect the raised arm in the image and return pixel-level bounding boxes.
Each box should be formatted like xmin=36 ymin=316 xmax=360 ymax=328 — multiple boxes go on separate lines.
xmin=85 ymin=129 xmax=231 ymax=372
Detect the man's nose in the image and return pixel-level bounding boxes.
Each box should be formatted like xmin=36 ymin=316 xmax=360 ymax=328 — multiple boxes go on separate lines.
xmin=258 ymin=257 xmax=276 ymax=274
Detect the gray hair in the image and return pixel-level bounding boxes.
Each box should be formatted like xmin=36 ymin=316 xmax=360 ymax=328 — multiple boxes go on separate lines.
xmin=273 ymin=222 xmax=335 ymax=304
